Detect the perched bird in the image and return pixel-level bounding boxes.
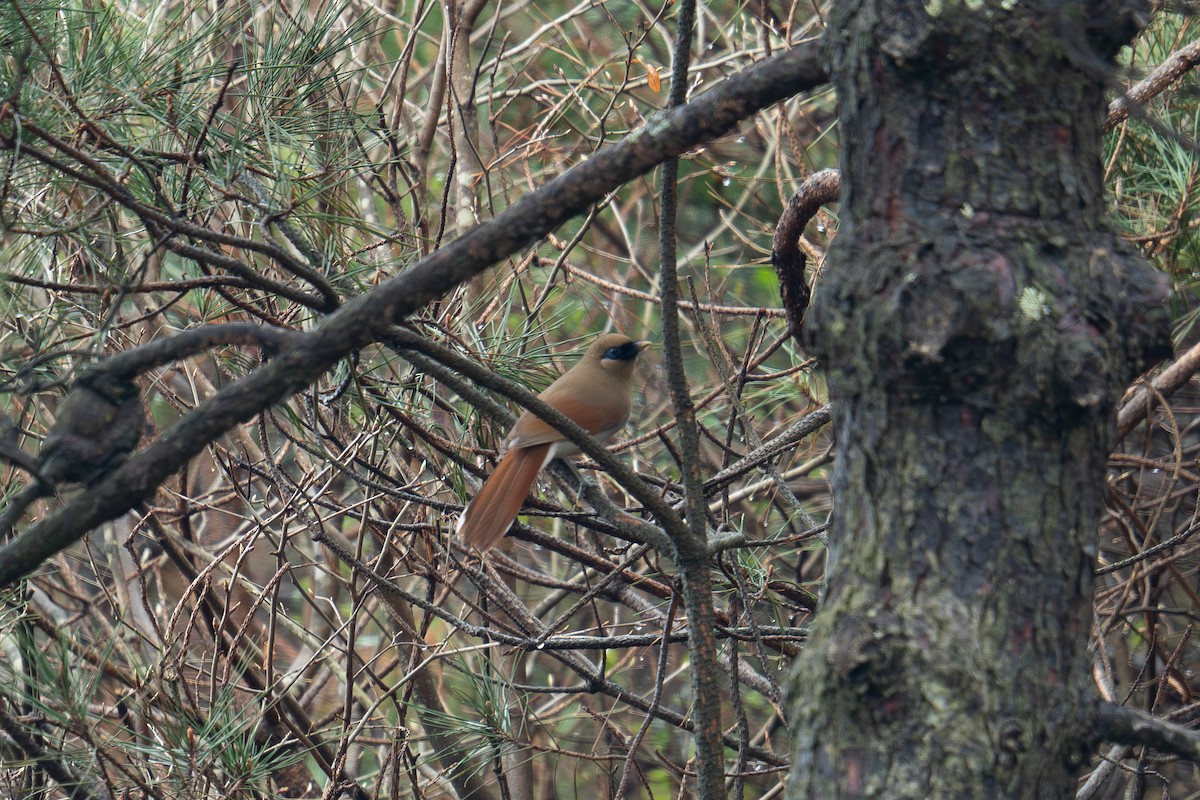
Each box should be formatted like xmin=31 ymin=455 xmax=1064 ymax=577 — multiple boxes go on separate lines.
xmin=457 ymin=333 xmax=651 ymax=552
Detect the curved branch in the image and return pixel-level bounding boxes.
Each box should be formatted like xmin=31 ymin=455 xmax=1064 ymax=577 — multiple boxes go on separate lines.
xmin=0 ymin=323 xmax=298 ymax=534
xmin=84 ymin=322 xmax=296 ymax=389
xmin=771 ymin=168 xmax=841 ymax=338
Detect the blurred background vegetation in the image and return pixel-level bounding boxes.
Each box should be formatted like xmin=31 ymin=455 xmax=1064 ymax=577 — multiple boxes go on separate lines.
xmin=0 ymin=0 xmax=1197 ymax=797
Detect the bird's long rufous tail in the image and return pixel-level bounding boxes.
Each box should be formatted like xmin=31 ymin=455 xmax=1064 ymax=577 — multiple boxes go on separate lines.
xmin=457 ymin=443 xmax=551 ymax=552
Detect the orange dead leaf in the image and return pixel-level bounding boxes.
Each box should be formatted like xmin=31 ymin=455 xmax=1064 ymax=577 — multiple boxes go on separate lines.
xmin=644 ymin=62 xmax=662 ymax=93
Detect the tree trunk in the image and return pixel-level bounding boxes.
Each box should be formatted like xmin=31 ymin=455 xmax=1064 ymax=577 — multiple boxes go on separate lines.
xmin=787 ymin=2 xmax=1170 ymax=797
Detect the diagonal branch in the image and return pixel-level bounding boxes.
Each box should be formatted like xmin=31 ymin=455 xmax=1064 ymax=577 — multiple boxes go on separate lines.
xmin=1106 ymin=37 xmax=1200 ymax=131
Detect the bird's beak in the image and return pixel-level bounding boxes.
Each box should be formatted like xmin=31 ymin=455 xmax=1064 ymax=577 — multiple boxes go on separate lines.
xmin=635 ymin=340 xmax=652 ymax=352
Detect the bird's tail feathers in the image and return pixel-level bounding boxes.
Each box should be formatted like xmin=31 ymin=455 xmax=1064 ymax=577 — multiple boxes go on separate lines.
xmin=457 ymin=443 xmax=551 ymax=552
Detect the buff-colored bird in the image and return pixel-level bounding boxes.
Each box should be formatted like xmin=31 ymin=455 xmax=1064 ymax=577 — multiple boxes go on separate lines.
xmin=456 ymin=334 xmax=650 ymax=552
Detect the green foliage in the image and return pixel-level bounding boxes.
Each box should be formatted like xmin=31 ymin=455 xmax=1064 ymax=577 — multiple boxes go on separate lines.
xmin=1107 ymin=12 xmax=1200 ymax=342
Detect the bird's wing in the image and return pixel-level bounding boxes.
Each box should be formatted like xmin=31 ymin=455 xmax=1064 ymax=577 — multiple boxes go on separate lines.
xmin=505 ymin=390 xmax=630 ymax=450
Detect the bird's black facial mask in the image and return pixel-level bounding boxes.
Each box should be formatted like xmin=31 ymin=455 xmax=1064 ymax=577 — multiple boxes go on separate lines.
xmin=602 ymin=342 xmax=643 ymax=362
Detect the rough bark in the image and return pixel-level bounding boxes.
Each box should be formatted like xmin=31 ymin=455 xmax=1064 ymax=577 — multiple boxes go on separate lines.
xmin=787 ymin=2 xmax=1169 ymax=798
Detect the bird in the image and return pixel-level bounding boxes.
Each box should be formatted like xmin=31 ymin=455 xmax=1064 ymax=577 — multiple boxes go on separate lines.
xmin=456 ymin=333 xmax=651 ymax=553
